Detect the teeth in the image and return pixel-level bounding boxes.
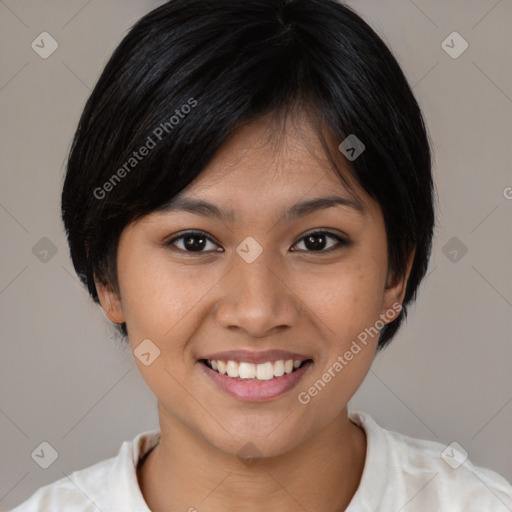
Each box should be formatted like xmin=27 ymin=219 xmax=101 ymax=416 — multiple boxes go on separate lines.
xmin=217 ymin=360 xmax=227 ymax=375
xmin=256 ymin=362 xmax=274 ymax=380
xmin=206 ymin=359 xmax=305 ymax=380
xmin=273 ymin=360 xmax=285 ymax=377
xmin=238 ymin=362 xmax=256 ymax=379
xmin=226 ymin=360 xmax=239 ymax=378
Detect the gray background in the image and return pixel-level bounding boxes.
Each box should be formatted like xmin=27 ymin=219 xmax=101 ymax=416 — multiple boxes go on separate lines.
xmin=1 ymin=0 xmax=511 ymax=509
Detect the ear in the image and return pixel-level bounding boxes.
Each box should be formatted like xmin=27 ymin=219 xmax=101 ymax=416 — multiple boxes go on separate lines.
xmin=381 ymin=249 xmax=415 ymax=323
xmin=94 ymin=274 xmax=125 ymax=324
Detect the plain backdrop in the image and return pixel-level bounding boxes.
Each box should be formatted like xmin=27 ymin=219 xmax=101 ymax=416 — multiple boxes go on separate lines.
xmin=1 ymin=0 xmax=511 ymax=510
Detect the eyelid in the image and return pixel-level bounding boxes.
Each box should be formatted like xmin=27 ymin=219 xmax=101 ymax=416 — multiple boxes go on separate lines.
xmin=296 ymin=228 xmax=349 ymax=243
xmin=291 ymin=229 xmax=351 ymax=252
xmin=166 ymin=230 xmax=222 ymax=252
xmin=166 ymin=229 xmax=350 ymax=254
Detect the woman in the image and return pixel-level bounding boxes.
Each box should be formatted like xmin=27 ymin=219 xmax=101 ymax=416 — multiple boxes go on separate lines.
xmin=11 ymin=0 xmax=512 ymax=510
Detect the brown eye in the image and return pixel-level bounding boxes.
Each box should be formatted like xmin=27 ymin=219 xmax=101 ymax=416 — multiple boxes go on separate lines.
xmin=291 ymin=230 xmax=350 ymax=253
xmin=167 ymin=231 xmax=222 ymax=253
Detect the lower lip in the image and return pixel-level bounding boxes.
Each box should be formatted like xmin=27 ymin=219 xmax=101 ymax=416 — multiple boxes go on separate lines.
xmin=199 ymin=361 xmax=313 ymax=402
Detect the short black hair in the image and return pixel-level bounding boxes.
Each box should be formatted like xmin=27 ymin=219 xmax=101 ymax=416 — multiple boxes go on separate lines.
xmin=61 ymin=0 xmax=435 ymax=352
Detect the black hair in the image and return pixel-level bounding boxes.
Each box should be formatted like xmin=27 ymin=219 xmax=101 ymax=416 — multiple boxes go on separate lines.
xmin=61 ymin=0 xmax=435 ymax=352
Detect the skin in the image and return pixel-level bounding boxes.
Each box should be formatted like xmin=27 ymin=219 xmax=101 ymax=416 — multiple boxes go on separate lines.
xmin=96 ymin=111 xmax=414 ymax=512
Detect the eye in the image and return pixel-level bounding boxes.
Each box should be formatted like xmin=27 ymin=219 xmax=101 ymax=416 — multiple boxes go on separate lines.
xmin=166 ymin=229 xmax=350 ymax=255
xmin=166 ymin=231 xmax=222 ymax=254
xmin=291 ymin=230 xmax=349 ymax=253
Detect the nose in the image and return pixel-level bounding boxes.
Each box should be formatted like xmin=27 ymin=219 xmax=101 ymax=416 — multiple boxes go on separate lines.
xmin=215 ymin=249 xmax=301 ymax=338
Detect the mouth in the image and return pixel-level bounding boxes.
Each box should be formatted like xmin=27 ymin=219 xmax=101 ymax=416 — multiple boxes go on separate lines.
xmin=198 ymin=351 xmax=313 ymax=402
xmin=200 ymin=358 xmax=311 ymax=381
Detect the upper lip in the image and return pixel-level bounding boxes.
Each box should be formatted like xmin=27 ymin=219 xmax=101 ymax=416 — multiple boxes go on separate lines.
xmin=200 ymin=349 xmax=312 ymax=364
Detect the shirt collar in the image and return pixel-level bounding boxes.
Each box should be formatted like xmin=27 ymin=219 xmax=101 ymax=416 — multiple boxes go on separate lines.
xmin=108 ymin=429 xmax=161 ymax=512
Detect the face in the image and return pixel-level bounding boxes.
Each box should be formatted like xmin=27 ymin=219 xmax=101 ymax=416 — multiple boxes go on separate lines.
xmin=96 ymin=112 xmax=411 ymax=458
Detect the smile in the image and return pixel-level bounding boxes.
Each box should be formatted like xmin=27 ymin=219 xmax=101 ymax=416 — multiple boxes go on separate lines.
xmin=203 ymin=358 xmax=307 ymax=380
xmin=198 ymin=352 xmax=313 ymax=402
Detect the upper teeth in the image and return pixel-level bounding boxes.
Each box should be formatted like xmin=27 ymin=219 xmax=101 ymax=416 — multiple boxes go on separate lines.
xmin=208 ymin=359 xmax=303 ymax=380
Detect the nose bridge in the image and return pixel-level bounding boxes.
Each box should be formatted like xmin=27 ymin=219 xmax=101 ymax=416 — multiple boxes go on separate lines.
xmin=237 ymin=251 xmax=278 ymax=301
xmin=216 ymin=245 xmax=300 ymax=335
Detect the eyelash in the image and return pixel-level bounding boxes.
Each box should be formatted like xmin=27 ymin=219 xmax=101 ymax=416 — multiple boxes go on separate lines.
xmin=166 ymin=230 xmax=350 ymax=256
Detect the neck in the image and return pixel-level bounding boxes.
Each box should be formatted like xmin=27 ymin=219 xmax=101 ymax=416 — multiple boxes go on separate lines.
xmin=137 ymin=406 xmax=366 ymax=512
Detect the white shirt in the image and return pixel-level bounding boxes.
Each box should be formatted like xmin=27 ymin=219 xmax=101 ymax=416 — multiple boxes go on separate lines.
xmin=10 ymin=410 xmax=512 ymax=511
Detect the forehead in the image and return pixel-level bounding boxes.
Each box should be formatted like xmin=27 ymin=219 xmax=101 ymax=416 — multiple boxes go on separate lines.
xmin=179 ymin=112 xmax=364 ymax=206
xmin=138 ymin=111 xmax=385 ymax=230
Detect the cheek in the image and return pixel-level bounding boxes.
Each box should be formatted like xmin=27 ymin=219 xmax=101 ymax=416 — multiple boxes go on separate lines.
xmin=117 ymin=247 xmax=230 ymax=372
xmin=299 ymin=256 xmax=387 ymax=344
xmin=116 ymin=247 xmax=196 ymax=345
xmin=116 ymin=251 xmax=198 ymax=398
xmin=294 ymin=259 xmax=385 ymax=426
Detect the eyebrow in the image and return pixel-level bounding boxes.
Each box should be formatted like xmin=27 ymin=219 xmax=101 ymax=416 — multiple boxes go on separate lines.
xmin=158 ymin=194 xmax=366 ymax=222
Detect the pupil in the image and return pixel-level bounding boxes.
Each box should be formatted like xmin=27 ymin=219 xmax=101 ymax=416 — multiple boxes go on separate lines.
xmin=185 ymin=235 xmax=205 ymax=251
xmin=305 ymin=234 xmax=326 ymax=251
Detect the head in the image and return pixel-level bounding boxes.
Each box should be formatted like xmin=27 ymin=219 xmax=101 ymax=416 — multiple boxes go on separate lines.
xmin=61 ymin=0 xmax=435 ymax=456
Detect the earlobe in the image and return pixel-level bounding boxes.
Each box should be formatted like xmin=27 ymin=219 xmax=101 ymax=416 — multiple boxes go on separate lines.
xmin=94 ymin=276 xmax=125 ymax=325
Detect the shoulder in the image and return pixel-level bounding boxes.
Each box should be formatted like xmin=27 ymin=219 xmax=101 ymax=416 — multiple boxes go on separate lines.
xmin=8 ymin=429 xmax=161 ymax=512
xmin=8 ymin=457 xmax=113 ymax=512
xmin=389 ymin=427 xmax=512 ymax=497
xmin=350 ymin=410 xmax=512 ymax=511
